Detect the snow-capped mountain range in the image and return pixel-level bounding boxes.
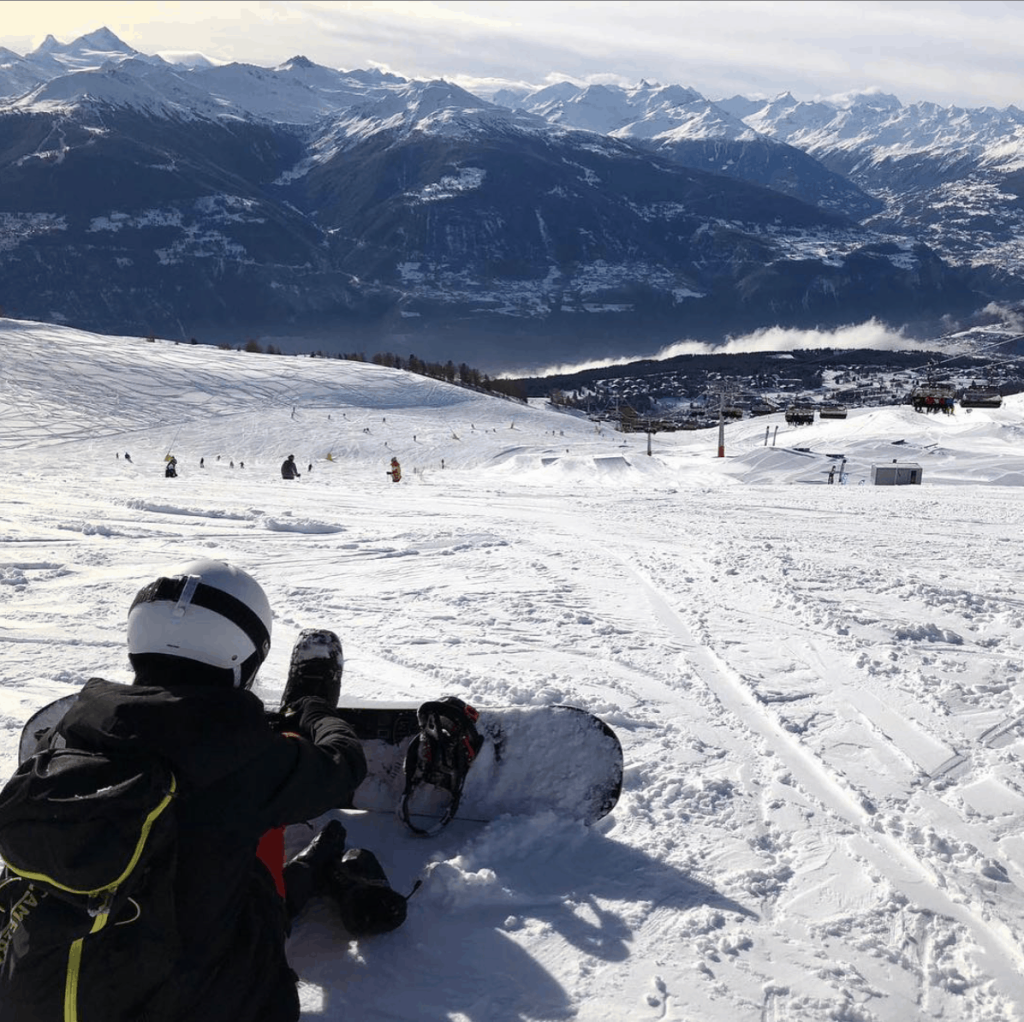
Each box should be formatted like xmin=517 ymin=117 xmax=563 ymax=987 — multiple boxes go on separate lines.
xmin=0 ymin=28 xmax=1021 ymax=370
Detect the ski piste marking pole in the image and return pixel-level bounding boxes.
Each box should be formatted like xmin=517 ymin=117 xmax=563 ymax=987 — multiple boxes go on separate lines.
xmin=717 ymin=392 xmax=725 ymax=458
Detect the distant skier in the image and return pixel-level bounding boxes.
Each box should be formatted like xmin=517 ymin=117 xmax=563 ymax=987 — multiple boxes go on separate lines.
xmin=281 ymin=454 xmax=300 ymax=480
xmin=165 ymin=457 xmax=178 ymax=478
xmin=387 ymin=457 xmax=402 ymax=483
xmin=124 ymin=451 xmax=132 ymax=462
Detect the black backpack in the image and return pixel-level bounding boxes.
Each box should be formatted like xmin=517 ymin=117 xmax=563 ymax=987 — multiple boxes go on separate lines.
xmin=0 ymin=740 xmax=180 ymax=1021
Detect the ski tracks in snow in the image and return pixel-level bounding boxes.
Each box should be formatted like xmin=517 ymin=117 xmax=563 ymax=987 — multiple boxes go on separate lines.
xmin=565 ymin=490 xmax=1024 ymax=1021
xmin=326 ymin=486 xmax=1024 ymax=1020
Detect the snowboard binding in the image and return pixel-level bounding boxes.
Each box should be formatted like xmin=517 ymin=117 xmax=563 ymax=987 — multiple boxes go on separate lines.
xmin=400 ymin=696 xmax=483 ymax=836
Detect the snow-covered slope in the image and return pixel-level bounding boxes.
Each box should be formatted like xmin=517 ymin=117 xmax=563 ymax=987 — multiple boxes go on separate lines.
xmin=0 ymin=27 xmax=410 ymax=120
xmin=742 ymin=90 xmax=1024 ymax=268
xmin=11 ymin=58 xmax=240 ymax=118
xmin=745 ymin=90 xmax=1024 ymax=169
xmin=3 ymin=320 xmax=1024 ymax=1021
xmin=498 ymin=79 xmax=1024 ymax=273
xmin=507 ymin=80 xmax=751 ymax=142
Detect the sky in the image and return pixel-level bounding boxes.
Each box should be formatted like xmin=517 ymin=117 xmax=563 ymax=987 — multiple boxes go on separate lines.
xmin=0 ymin=0 xmax=1021 ymax=108
xmin=4 ymin=318 xmax=1024 ymax=1020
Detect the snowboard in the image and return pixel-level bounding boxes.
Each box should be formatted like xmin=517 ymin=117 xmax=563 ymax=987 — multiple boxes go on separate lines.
xmin=338 ymin=702 xmax=623 ymax=827
xmin=18 ymin=695 xmax=624 ymax=829
xmin=18 ymin=693 xmax=77 ymax=762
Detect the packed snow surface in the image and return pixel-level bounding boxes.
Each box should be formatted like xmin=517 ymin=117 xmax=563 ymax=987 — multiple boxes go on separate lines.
xmin=3 ymin=320 xmax=1024 ymax=1021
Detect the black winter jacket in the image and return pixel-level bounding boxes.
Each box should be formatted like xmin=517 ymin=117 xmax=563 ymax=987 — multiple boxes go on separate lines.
xmin=0 ymin=676 xmax=366 ymax=1022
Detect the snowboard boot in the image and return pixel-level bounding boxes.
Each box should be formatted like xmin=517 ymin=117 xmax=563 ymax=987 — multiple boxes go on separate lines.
xmin=326 ymin=847 xmax=412 ymax=937
xmin=282 ymin=818 xmax=348 ymax=919
xmin=280 ymin=628 xmax=344 ymax=713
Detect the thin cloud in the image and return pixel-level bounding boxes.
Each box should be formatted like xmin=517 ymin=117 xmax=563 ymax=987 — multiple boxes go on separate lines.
xmin=523 ymin=319 xmax=951 ymax=378
xmin=660 ymin=320 xmax=924 ymax=357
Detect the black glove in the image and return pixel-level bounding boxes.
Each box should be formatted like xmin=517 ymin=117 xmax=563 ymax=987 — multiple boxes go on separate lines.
xmin=267 ymin=697 xmax=367 ymax=789
xmin=293 ymin=696 xmax=338 ymax=738
xmin=266 ymin=695 xmax=332 ymax=738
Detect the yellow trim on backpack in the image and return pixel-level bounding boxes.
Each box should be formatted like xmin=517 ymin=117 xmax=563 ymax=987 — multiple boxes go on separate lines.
xmin=64 ymin=938 xmax=83 ymax=1022
xmin=64 ymin=913 xmax=108 ymax=1022
xmin=5 ymin=774 xmax=177 ymax=896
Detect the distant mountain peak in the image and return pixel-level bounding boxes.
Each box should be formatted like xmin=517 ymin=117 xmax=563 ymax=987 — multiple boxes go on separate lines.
xmin=78 ymin=27 xmax=134 ymax=52
xmin=281 ymin=54 xmax=315 ymax=70
xmin=825 ymin=88 xmax=902 ymax=111
xmin=34 ymin=34 xmax=61 ymax=54
xmin=34 ymin=26 xmax=135 ymax=57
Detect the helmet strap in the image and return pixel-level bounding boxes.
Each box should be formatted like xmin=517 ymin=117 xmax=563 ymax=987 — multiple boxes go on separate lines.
xmin=173 ymin=575 xmax=201 ymax=617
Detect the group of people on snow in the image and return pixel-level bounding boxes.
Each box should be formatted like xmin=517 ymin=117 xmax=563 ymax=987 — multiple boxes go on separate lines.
xmin=122 ymin=450 xmax=405 ymax=483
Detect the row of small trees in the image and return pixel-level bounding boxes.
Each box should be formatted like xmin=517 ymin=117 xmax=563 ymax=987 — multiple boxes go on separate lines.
xmin=318 ymin=350 xmax=527 ymax=402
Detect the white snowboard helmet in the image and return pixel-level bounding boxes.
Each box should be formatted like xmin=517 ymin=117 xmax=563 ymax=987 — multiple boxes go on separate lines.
xmin=127 ymin=558 xmax=272 ymax=689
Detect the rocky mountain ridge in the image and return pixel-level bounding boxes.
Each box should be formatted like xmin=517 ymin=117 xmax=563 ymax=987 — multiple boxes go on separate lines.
xmin=0 ymin=29 xmax=1019 ymax=371
xmin=504 ymin=81 xmax=1024 ymax=274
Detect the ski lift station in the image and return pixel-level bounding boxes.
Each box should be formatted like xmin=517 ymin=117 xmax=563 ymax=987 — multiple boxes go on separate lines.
xmin=872 ymin=462 xmax=923 ymax=485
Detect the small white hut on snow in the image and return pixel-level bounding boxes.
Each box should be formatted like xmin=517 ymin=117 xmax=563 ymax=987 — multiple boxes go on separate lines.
xmin=872 ymin=462 xmax=923 ymax=485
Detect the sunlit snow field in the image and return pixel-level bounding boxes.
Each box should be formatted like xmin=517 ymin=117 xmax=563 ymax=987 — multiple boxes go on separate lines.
xmin=3 ymin=319 xmax=1024 ymax=1021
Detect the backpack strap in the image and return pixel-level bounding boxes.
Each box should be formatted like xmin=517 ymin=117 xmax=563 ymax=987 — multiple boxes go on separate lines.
xmin=0 ymin=747 xmax=177 ymax=911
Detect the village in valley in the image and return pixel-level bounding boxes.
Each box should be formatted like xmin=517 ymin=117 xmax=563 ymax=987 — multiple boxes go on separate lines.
xmin=524 ymin=323 xmax=1024 ymax=433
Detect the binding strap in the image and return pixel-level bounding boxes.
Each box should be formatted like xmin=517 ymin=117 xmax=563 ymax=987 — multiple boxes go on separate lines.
xmin=399 ymin=699 xmax=482 ymax=837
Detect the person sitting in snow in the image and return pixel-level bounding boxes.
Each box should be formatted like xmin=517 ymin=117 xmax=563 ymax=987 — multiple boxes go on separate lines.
xmin=0 ymin=559 xmax=408 ymax=1022
xmin=165 ymin=457 xmax=178 ymax=478
xmin=281 ymin=454 xmax=300 ymax=480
